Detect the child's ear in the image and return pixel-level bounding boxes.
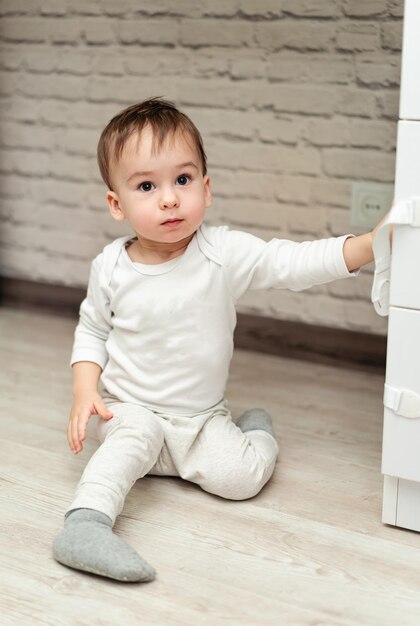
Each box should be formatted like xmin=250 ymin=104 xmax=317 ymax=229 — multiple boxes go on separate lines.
xmin=203 ymin=175 xmax=212 ymax=208
xmin=106 ymin=190 xmax=126 ymax=222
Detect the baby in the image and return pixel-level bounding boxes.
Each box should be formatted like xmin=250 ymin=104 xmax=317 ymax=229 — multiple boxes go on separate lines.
xmin=53 ymin=97 xmax=378 ymax=582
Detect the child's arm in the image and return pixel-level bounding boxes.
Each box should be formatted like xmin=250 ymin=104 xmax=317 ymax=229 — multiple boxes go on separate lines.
xmin=342 ymin=233 xmax=373 ymax=273
xmin=68 ymin=252 xmax=114 ymax=455
xmin=343 ymin=211 xmax=392 ymax=272
xmin=214 ymin=203 xmax=397 ymax=298
xmin=67 ymin=361 xmax=113 ymax=455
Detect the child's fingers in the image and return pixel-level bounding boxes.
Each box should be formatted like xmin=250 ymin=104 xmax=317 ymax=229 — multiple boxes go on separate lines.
xmin=67 ymin=399 xmax=110 ymax=455
xmin=67 ymin=417 xmax=79 ymax=453
xmin=67 ymin=419 xmax=73 ymax=450
xmin=67 ymin=409 xmax=89 ymax=453
xmin=75 ymin=409 xmax=91 ymax=448
xmin=71 ymin=415 xmax=82 ymax=452
xmin=94 ymin=399 xmax=113 ymax=421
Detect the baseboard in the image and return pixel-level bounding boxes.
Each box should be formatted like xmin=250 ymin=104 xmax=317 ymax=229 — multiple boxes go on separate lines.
xmin=0 ymin=276 xmax=386 ymax=372
xmin=235 ymin=312 xmax=386 ymax=372
xmin=0 ymin=276 xmax=86 ymax=317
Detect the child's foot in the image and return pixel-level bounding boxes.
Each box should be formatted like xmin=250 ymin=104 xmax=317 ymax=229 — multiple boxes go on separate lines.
xmin=236 ymin=408 xmax=275 ymax=438
xmin=52 ymin=508 xmax=155 ymax=582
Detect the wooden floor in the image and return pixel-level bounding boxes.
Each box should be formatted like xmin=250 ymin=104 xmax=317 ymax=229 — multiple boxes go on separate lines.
xmin=1 ymin=306 xmax=420 ymax=626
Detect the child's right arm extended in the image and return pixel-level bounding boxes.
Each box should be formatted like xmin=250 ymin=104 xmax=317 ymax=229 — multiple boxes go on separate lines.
xmin=68 ymin=361 xmax=113 ymax=455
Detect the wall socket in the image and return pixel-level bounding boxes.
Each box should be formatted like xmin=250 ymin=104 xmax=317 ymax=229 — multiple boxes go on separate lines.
xmin=351 ymin=182 xmax=394 ymax=229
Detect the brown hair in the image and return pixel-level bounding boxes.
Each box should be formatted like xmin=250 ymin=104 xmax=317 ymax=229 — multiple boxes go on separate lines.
xmin=97 ymin=96 xmax=207 ymax=190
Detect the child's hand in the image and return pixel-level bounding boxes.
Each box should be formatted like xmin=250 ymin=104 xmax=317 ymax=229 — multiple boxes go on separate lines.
xmin=68 ymin=392 xmax=113 ymax=455
xmin=370 ymin=200 xmax=394 ymax=249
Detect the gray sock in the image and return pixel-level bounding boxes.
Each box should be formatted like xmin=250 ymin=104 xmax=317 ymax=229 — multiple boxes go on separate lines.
xmin=236 ymin=408 xmax=276 ymax=438
xmin=52 ymin=508 xmax=155 ymax=583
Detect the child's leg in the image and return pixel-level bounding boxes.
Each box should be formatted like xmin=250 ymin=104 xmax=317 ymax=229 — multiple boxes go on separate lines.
xmin=53 ymin=403 xmax=164 ymax=582
xmin=236 ymin=407 xmax=276 ymax=438
xmin=177 ymin=407 xmax=279 ymax=501
xmin=67 ymin=404 xmax=164 ymax=522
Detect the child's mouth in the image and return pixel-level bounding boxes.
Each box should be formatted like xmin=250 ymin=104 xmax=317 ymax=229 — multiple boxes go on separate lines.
xmin=162 ymin=219 xmax=183 ymax=227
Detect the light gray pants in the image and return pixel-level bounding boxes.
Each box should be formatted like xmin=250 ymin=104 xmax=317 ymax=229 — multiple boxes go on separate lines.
xmin=67 ymin=399 xmax=279 ymax=525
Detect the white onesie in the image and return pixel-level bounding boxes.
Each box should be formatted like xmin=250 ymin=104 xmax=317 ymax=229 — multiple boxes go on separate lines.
xmin=71 ymin=223 xmax=357 ymax=415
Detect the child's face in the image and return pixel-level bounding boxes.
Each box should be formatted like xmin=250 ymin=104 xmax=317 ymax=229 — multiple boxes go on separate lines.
xmin=106 ymin=126 xmax=211 ymax=247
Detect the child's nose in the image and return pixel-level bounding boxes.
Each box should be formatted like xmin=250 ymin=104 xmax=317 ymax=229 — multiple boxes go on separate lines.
xmin=160 ymin=190 xmax=180 ymax=209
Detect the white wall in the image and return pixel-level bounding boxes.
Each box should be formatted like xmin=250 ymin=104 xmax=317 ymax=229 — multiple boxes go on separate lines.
xmin=0 ymin=0 xmax=403 ymax=334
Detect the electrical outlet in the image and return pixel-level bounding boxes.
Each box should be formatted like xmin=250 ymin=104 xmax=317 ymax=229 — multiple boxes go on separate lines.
xmin=351 ymin=182 xmax=394 ymax=229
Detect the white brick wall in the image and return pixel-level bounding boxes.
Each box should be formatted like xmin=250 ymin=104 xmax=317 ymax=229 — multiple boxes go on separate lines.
xmin=0 ymin=0 xmax=403 ymax=335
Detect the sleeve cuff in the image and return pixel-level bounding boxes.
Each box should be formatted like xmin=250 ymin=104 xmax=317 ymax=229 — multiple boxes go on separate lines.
xmin=337 ymin=234 xmax=361 ymax=278
xmin=69 ymin=349 xmax=108 ymax=370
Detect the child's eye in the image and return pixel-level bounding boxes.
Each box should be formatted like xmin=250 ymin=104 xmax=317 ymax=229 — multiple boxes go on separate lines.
xmin=176 ymin=174 xmax=191 ymax=186
xmin=138 ymin=181 xmax=154 ymax=192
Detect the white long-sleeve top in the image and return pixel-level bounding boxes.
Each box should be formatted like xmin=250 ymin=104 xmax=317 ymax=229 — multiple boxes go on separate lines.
xmin=71 ymin=223 xmax=358 ymax=415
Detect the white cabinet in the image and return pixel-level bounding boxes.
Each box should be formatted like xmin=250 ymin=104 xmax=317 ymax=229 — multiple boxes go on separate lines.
xmin=394 ymin=122 xmax=420 ymax=200
xmin=383 ymin=476 xmax=420 ymax=531
xmin=399 ymin=0 xmax=420 ymax=120
xmin=389 ymin=225 xmax=420 ymax=310
xmin=380 ymin=0 xmax=420 ymax=531
xmin=391 ymin=122 xmax=420 ymax=310
xmin=382 ymin=307 xmax=420 ymax=482
xmin=380 ymin=215 xmax=420 ymax=531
